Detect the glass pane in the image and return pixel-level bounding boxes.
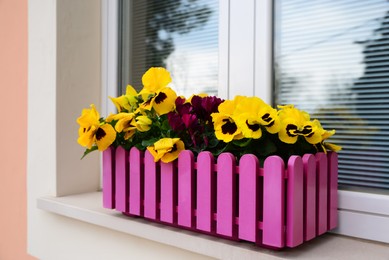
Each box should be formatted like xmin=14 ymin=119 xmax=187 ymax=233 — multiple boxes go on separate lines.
xmin=119 ymin=0 xmax=219 ymax=97
xmin=274 ymin=0 xmax=389 ymax=190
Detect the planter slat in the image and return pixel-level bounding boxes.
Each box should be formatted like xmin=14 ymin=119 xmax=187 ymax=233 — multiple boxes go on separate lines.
xmin=328 ymin=152 xmax=338 ymax=230
xmin=144 ymin=151 xmax=157 ymax=219
xmin=160 ymin=161 xmax=176 ymax=223
xmin=102 ymin=147 xmax=115 ymax=209
xmin=316 ymin=153 xmax=328 ymax=235
xmin=196 ymin=152 xmax=214 ymax=232
xmin=286 ymin=156 xmax=304 ymax=247
xmin=302 ymin=154 xmax=317 ymax=241
xmin=178 ymin=151 xmax=195 ymax=227
xmin=216 ymin=153 xmax=236 ymax=238
xmin=129 ymin=147 xmax=142 ymax=215
xmin=263 ymin=156 xmax=285 ymax=248
xmin=238 ymin=154 xmax=259 ymax=242
xmin=115 ymin=146 xmax=128 ymax=212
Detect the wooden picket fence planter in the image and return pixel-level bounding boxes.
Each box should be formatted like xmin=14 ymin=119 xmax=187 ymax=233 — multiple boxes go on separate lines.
xmin=102 ymin=146 xmax=338 ymax=249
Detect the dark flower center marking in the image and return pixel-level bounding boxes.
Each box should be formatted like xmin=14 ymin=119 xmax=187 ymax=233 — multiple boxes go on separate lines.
xmin=286 ymin=124 xmax=313 ymax=137
xmin=262 ymin=113 xmax=272 ymax=123
xmin=286 ymin=124 xmax=298 ymax=137
xmin=171 ymin=144 xmax=178 ymax=153
xmin=125 ymin=119 xmax=135 ymax=129
xmin=221 ymin=118 xmax=237 ymax=134
xmin=155 ymin=92 xmax=167 ymax=104
xmin=294 ymin=125 xmax=313 ymax=136
xmin=300 ymin=125 xmax=313 ymax=135
xmin=96 ymin=128 xmax=106 ymax=141
xmin=246 ymin=120 xmax=260 ymax=131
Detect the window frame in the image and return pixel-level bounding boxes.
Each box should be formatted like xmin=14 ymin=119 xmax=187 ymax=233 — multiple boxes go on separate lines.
xmin=103 ymin=0 xmax=389 ymax=243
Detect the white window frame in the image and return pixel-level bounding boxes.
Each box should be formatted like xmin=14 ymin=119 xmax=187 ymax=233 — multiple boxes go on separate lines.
xmin=103 ymin=0 xmax=389 ymax=244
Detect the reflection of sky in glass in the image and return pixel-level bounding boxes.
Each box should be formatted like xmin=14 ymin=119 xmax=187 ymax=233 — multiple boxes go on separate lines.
xmin=276 ymin=0 xmax=388 ymax=112
xmin=164 ymin=0 xmax=218 ymax=98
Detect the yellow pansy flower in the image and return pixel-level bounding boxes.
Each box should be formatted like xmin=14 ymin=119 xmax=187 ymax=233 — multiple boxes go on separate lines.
xmin=109 ymin=95 xmax=132 ymax=112
xmin=136 ymin=115 xmax=152 ymax=132
xmin=147 ymin=138 xmax=185 ymax=163
xmin=114 ymin=112 xmax=137 ymax=140
xmin=77 ymin=104 xmax=116 ymax=151
xmin=78 ymin=125 xmax=98 ymax=149
xmin=211 ymin=98 xmax=243 ymax=142
xmin=152 ymin=87 xmax=177 ymax=115
xmin=109 ymin=85 xmax=139 ymax=113
xmin=77 ymin=104 xmax=100 ymax=129
xmin=278 ymin=105 xmax=323 ymax=144
xmin=257 ymin=105 xmax=281 ymax=134
xmin=234 ymin=96 xmax=281 ymax=138
xmin=95 ymin=124 xmax=117 ymax=151
xmin=140 ymin=87 xmax=177 ymax=115
xmin=141 ymin=67 xmax=172 ymax=94
xmin=236 ymin=114 xmax=262 ymax=139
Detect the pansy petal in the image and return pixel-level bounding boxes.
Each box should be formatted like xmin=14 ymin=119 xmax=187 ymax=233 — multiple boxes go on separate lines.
xmin=109 ymin=95 xmax=132 ymax=113
xmin=152 ymin=87 xmax=177 ymax=115
xmin=236 ymin=114 xmax=262 ymax=139
xmin=141 ymin=67 xmax=172 ymax=94
xmin=77 ymin=125 xmax=97 ymax=149
xmin=161 ymin=140 xmax=185 ymax=163
xmin=77 ymin=104 xmax=100 ymax=128
xmin=136 ymin=115 xmax=152 ymax=132
xmin=212 ymin=113 xmax=241 ymax=142
xmin=95 ymin=124 xmax=116 ymax=151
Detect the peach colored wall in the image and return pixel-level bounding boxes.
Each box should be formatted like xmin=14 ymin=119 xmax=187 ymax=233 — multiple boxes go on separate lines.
xmin=0 ymin=0 xmax=34 ymax=259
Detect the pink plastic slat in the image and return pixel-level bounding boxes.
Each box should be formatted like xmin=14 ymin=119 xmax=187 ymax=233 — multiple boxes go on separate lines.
xmin=129 ymin=147 xmax=142 ymax=216
xmin=238 ymin=154 xmax=259 ymax=242
xmin=286 ymin=156 xmax=304 ymax=247
xmin=102 ymin=147 xmax=115 ymax=209
xmin=263 ymin=156 xmax=285 ymax=248
xmin=160 ymin=161 xmax=176 ymax=223
xmin=144 ymin=150 xmax=157 ymax=219
xmin=216 ymin=153 xmax=236 ymax=237
xmin=328 ymin=152 xmax=338 ymax=230
xmin=316 ymin=153 xmax=328 ymax=235
xmin=115 ymin=146 xmax=128 ymax=212
xmin=178 ymin=150 xmax=195 ymax=227
xmin=196 ymin=152 xmax=214 ymax=232
xmin=302 ymin=154 xmax=317 ymax=241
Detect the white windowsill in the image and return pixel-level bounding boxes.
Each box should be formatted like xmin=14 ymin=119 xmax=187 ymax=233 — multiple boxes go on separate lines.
xmin=37 ymin=192 xmax=389 ymax=260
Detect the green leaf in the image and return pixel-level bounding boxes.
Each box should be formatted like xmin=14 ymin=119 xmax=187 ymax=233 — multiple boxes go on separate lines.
xmin=261 ymin=138 xmax=278 ymax=156
xmin=232 ymin=138 xmax=252 ymax=147
xmin=141 ymin=138 xmax=159 ymax=147
xmin=81 ymin=146 xmax=99 ymax=159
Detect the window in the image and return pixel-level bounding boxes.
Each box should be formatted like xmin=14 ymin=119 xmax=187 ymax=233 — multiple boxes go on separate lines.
xmin=273 ymin=0 xmax=389 ymax=243
xmin=106 ymin=0 xmax=389 ymax=243
xmin=118 ymin=0 xmax=219 ymax=97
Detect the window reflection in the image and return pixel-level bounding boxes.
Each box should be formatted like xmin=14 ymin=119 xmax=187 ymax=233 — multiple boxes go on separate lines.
xmin=123 ymin=0 xmax=218 ymax=97
xmin=275 ymin=0 xmax=389 ymax=189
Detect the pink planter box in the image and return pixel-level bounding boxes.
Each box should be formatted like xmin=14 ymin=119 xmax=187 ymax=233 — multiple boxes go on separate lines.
xmin=102 ymin=147 xmax=338 ymax=249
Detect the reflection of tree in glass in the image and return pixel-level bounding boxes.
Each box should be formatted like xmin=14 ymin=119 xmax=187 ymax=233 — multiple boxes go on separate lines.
xmin=145 ymin=0 xmax=212 ymax=68
xmin=317 ymin=10 xmax=389 ymax=189
xmin=353 ymin=10 xmax=389 ymax=116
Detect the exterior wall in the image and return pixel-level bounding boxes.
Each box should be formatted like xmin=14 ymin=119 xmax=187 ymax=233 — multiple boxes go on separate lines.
xmin=27 ymin=1 xmax=212 ymax=259
xmin=0 ymin=0 xmax=35 ymax=259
